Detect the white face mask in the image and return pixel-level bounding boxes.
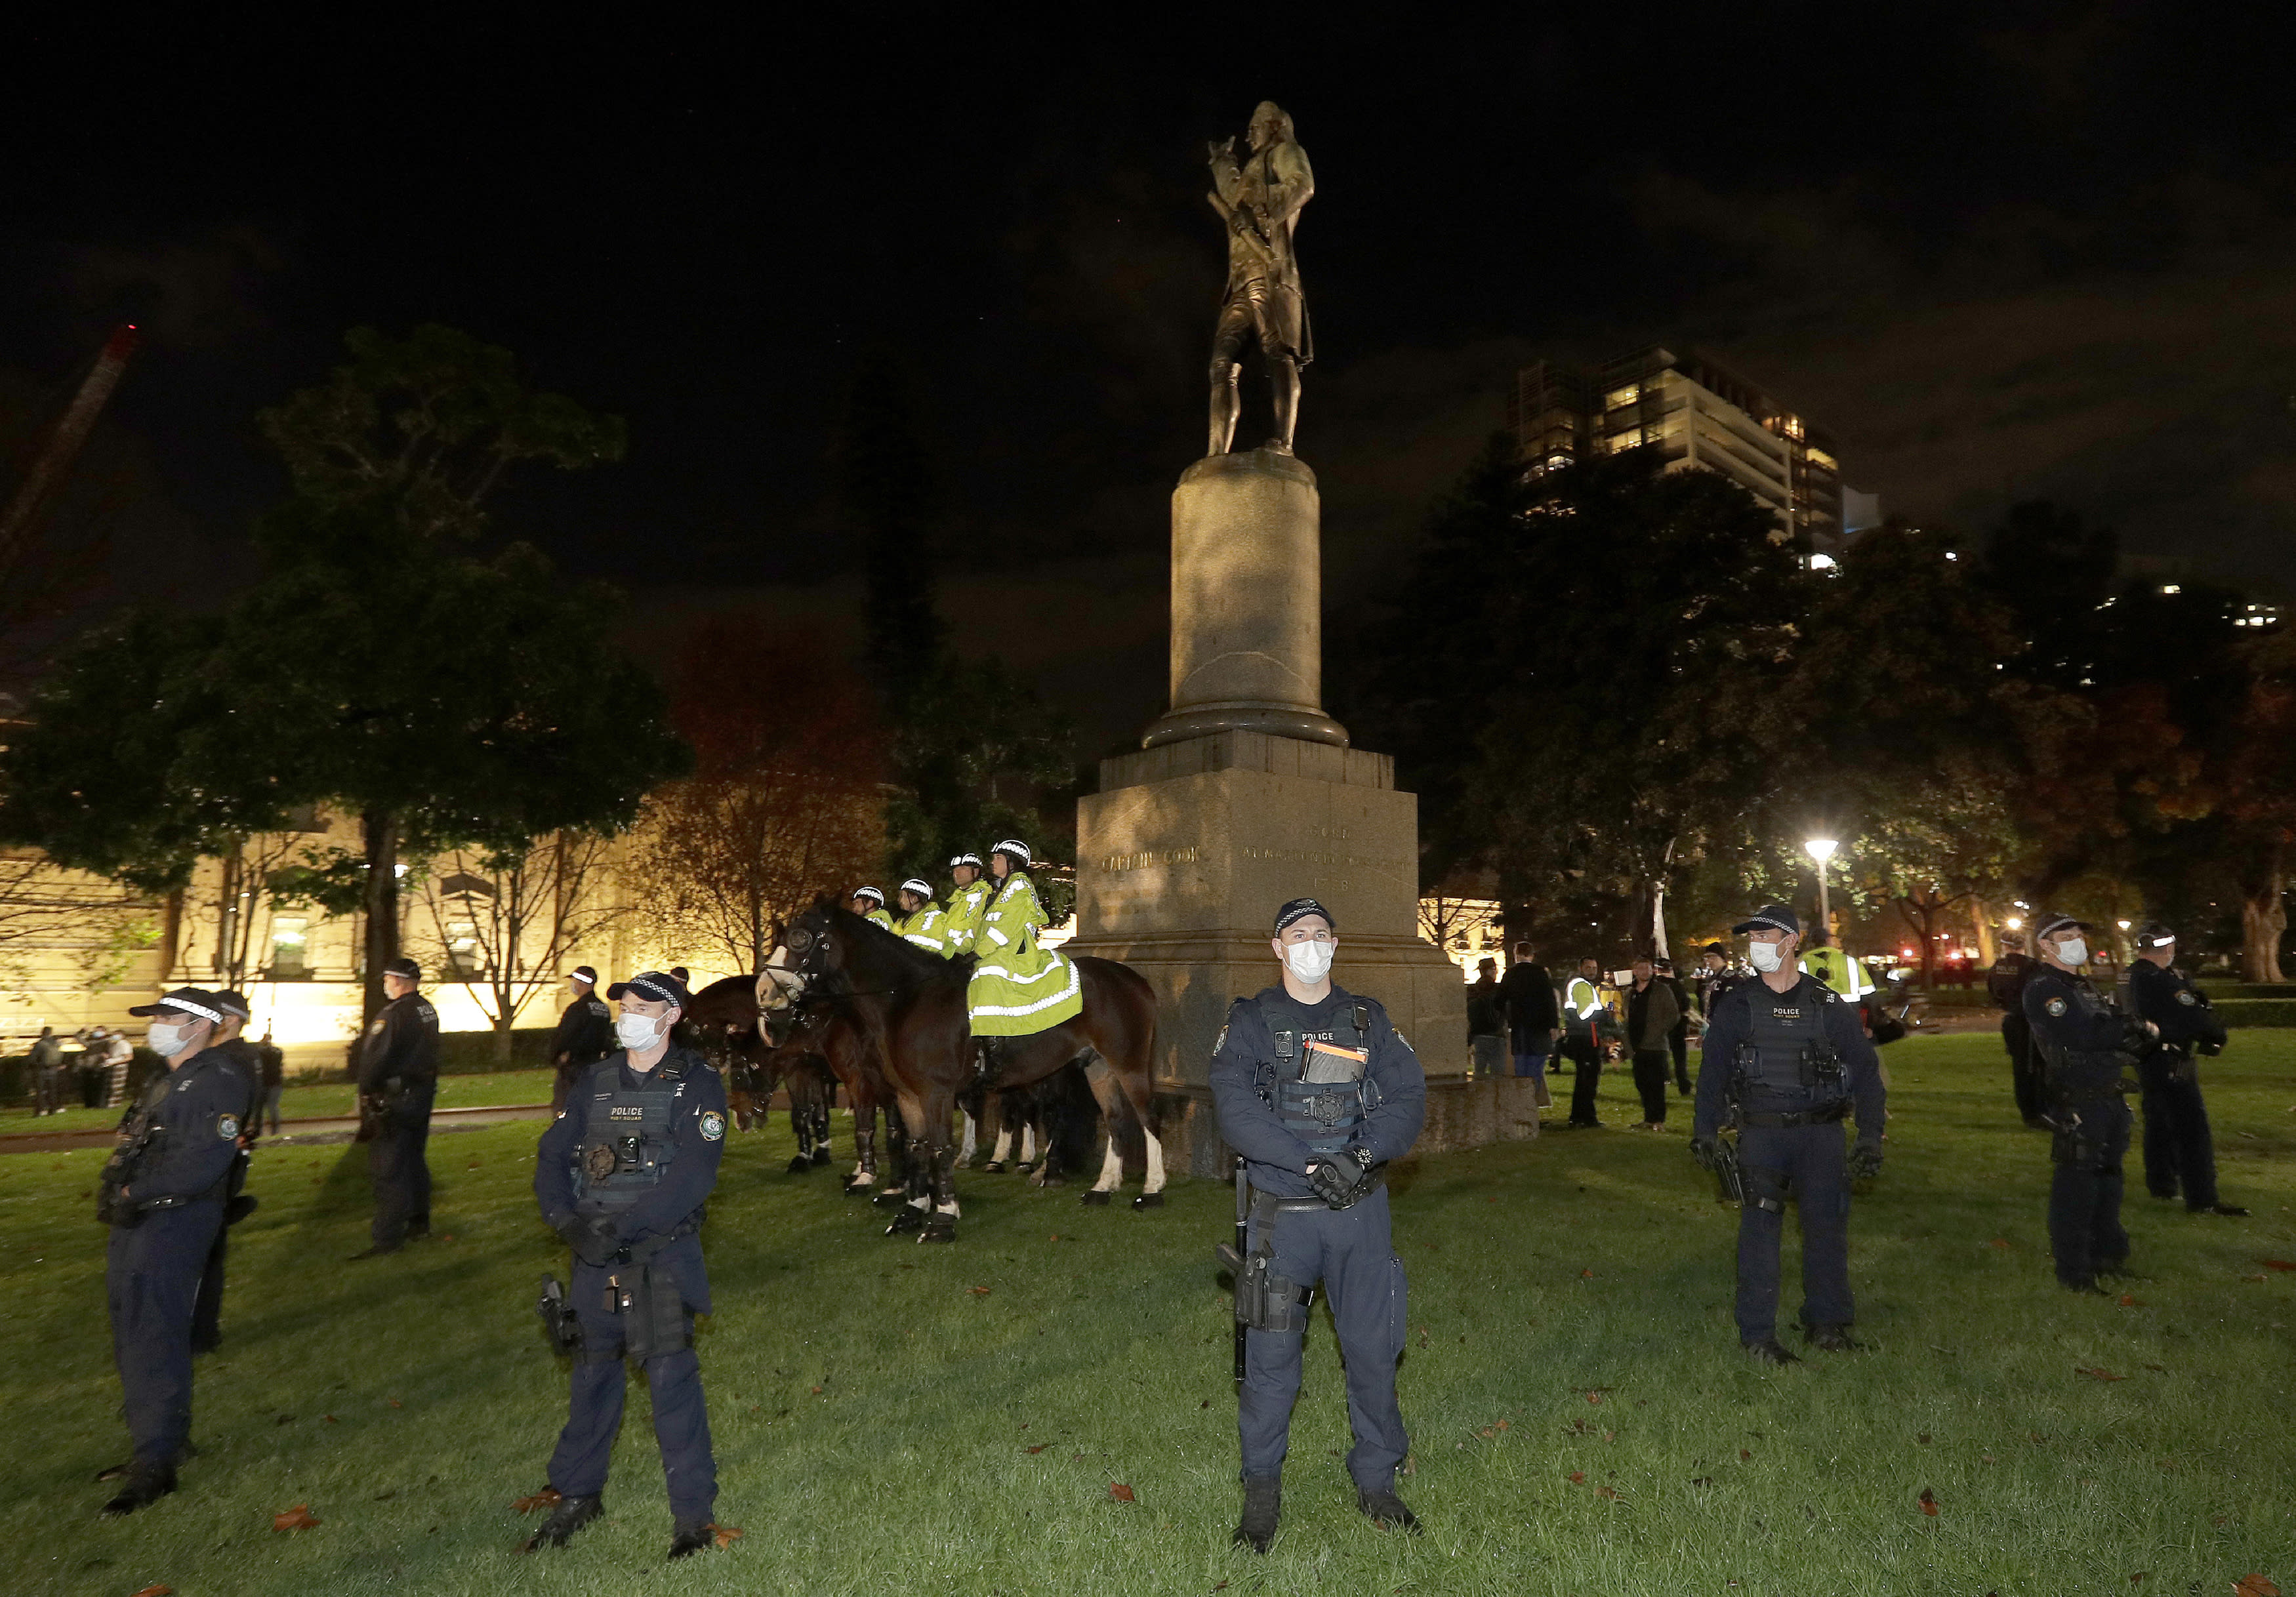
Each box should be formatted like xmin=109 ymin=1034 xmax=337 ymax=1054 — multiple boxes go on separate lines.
xmin=2055 ymin=937 xmax=2087 ymax=967
xmin=1282 ymin=939 xmax=1336 ymax=984
xmin=617 ymin=1012 xmax=665 ymax=1052
xmin=1747 ymin=941 xmax=1785 ymax=973
xmin=146 ymin=1021 xmax=192 ymax=1059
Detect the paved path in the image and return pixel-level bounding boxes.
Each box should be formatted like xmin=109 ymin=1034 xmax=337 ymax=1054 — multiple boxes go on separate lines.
xmin=0 ymin=1101 xmax=556 ymax=1156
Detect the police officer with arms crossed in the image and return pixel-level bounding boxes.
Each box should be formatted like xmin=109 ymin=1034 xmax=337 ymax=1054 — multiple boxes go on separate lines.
xmin=93 ymin=987 xmax=254 ymax=1514
xmin=523 ymin=971 xmax=729 ymax=1560
xmin=1211 ymin=897 xmax=1427 ymax=1552
xmin=549 ymin=965 xmax=615 ymax=1110
xmin=352 ymin=956 xmax=441 ymax=1259
xmin=1692 ymin=904 xmax=1885 ymax=1365
xmin=2126 ymin=920 xmax=2247 ymax=1217
xmin=2023 ymin=913 xmax=2154 ymax=1290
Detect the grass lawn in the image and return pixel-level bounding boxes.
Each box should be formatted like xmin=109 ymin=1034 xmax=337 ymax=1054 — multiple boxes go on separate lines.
xmin=3 ymin=1068 xmax=556 ymax=1139
xmin=0 ymin=1032 xmax=2290 ymax=1596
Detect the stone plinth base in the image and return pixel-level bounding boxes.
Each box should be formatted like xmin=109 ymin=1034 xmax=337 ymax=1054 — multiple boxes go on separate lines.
xmin=1068 ymin=727 xmax=1467 ymax=1089
xmin=1145 ymin=1076 xmax=1544 ymax=1180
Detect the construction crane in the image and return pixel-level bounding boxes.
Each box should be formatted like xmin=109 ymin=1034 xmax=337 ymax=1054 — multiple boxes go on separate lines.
xmin=0 ymin=324 xmax=140 ymax=569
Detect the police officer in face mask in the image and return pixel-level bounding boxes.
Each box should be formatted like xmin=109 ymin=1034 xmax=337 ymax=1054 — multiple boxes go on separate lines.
xmin=2126 ymin=920 xmax=2246 ymax=1218
xmin=1692 ymin=905 xmax=1885 ymax=1365
xmin=549 ymin=966 xmax=615 ymax=1110
xmin=523 ymin=971 xmax=729 ymax=1562
xmin=352 ymin=958 xmax=441 ymax=1259
xmin=2024 ymin=914 xmax=2153 ymax=1291
xmin=95 ymin=988 xmax=253 ymax=1514
xmin=1210 ymin=898 xmax=1428 ymax=1552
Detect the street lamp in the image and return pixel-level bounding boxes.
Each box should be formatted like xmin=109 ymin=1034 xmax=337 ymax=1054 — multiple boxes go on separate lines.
xmin=1805 ymin=838 xmax=1838 ymax=941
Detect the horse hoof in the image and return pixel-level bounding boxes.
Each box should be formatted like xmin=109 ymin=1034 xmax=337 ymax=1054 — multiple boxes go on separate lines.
xmin=842 ymin=1181 xmax=874 ymax=1198
xmin=811 ymin=1146 xmax=832 ymax=1165
xmin=1132 ymin=1192 xmax=1165 ymax=1211
xmin=872 ymin=1188 xmax=909 ymax=1208
xmin=1081 ymin=1190 xmax=1112 ymax=1207
xmin=1014 ymin=1161 xmax=1036 ymax=1176
xmin=786 ymin=1156 xmax=811 ymax=1174
xmin=884 ymin=1207 xmax=926 ymax=1236
xmin=1033 ymin=1172 xmax=1065 ymax=1189
xmin=918 ymin=1215 xmax=957 ymax=1243
xmin=982 ymin=1160 xmax=1006 ymax=1174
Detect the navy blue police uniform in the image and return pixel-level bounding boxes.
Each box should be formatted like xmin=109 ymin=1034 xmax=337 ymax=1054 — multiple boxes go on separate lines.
xmin=1210 ymin=977 xmax=1426 ymax=1503
xmin=99 ymin=991 xmax=254 ymax=1510
xmin=532 ymin=1005 xmax=728 ymax=1535
xmin=188 ymin=1022 xmax=266 ymax=1354
xmin=356 ymin=970 xmax=440 ymax=1254
xmin=2022 ymin=948 xmax=2141 ymax=1287
xmin=549 ymin=975 xmax=615 ymax=1109
xmin=1694 ymin=956 xmax=1885 ymax=1351
xmin=2125 ymin=931 xmax=2240 ymax=1215
xmin=1987 ymin=950 xmax=2047 ymax=1125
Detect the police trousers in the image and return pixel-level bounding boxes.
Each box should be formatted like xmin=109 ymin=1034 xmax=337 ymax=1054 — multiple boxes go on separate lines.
xmin=2137 ymin=1050 xmax=2218 ymax=1209
xmin=1238 ymin=1185 xmax=1408 ymax=1491
xmin=1734 ymin=1123 xmax=1853 ymax=1343
xmin=108 ymin=1201 xmax=225 ymax=1468
xmin=2049 ymin=1099 xmax=2130 ymax=1284
xmin=548 ymin=1253 xmax=717 ymax=1518
xmin=368 ymin=1080 xmax=434 ymax=1248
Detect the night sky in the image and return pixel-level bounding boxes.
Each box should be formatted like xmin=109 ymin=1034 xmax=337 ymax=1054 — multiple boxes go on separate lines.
xmin=9 ymin=9 xmax=2296 ymax=758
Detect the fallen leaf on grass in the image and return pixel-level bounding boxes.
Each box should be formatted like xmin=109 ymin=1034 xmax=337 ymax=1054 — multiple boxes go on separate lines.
xmin=2130 ymin=1574 xmax=2146 ymax=1585
xmin=2118 ymin=1295 xmax=2141 ymax=1307
xmin=2233 ymin=1577 xmax=2280 ymax=1597
xmin=1568 ymin=1471 xmax=1586 ymax=1484
xmin=2076 ymin=1367 xmax=2127 ymax=1382
xmin=1108 ymin=1483 xmax=1136 ymax=1503
xmin=1580 ymin=1268 xmax=1595 ymax=1278
xmin=1585 ymin=1391 xmax=1604 ymax=1405
xmin=966 ymin=1285 xmax=991 ymax=1296
xmin=130 ymin=1587 xmax=173 ymax=1596
xmin=2263 ymin=1261 xmax=2296 ymax=1272
xmin=810 ymin=1385 xmax=823 ymax=1394
xmin=512 ymin=1487 xmax=562 ymax=1514
xmin=1989 ymin=1238 xmax=2011 ymax=1249
xmin=1595 ymin=1485 xmax=1621 ymax=1500
xmin=1025 ymin=1444 xmax=1051 ymax=1454
xmin=1918 ymin=1489 xmax=1939 ymax=1517
xmin=388 ymin=1399 xmax=403 ymax=1409
xmin=321 ymin=1414 xmax=337 ymax=1423
xmin=1740 ymin=1449 xmax=1752 ymax=1461
xmin=708 ymin=1523 xmax=744 ymax=1549
xmin=2143 ymin=1363 xmax=2167 ymax=1373
xmin=1917 ymin=1433 xmax=1933 ymax=1444
xmin=2243 ymin=1274 xmax=2270 ymax=1284
xmin=272 ymin=1503 xmax=321 ymax=1531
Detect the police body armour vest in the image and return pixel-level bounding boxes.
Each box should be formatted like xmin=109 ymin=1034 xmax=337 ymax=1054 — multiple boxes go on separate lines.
xmin=1740 ymin=980 xmax=1845 ymax=1106
xmin=1261 ymin=996 xmax=1378 ymax=1156
xmin=2028 ymin=974 xmax=2125 ymax=1101
xmin=571 ymin=1055 xmax=692 ymax=1218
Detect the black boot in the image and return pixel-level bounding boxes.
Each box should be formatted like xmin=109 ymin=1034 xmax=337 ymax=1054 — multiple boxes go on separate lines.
xmin=1357 ymin=1486 xmax=1422 ymax=1533
xmin=522 ymin=1492 xmax=604 ymax=1551
xmin=1231 ymin=1476 xmax=1280 ymax=1552
xmin=101 ymin=1462 xmax=176 ymax=1516
xmin=1803 ymin=1324 xmax=1863 ymax=1353
xmin=1744 ymin=1338 xmax=1801 ymax=1367
xmin=2195 ymin=1202 xmax=2251 ymax=1217
xmin=666 ymin=1516 xmax=716 ymax=1560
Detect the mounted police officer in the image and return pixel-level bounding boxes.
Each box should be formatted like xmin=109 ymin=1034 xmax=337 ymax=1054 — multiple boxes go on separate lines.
xmin=1210 ymin=897 xmax=1427 ymax=1552
xmin=2125 ymin=920 xmax=2246 ymax=1218
xmin=891 ymin=878 xmax=948 ymax=955
xmin=352 ymin=956 xmax=441 ymax=1259
xmin=189 ymin=990 xmax=264 ymax=1356
xmin=1691 ymin=904 xmax=1885 ymax=1365
xmin=549 ymin=965 xmax=615 ymax=1110
xmin=94 ymin=987 xmax=254 ymax=1514
xmin=523 ymin=971 xmax=728 ymax=1560
xmin=2023 ymin=913 xmax=2153 ymax=1291
xmin=850 ymin=885 xmax=893 ymax=930
xmin=941 ymin=853 xmax=991 ymax=956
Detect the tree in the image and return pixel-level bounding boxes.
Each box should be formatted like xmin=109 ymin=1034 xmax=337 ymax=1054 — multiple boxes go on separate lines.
xmin=1361 ymin=442 xmax=1807 ymax=956
xmin=625 ymin=617 xmax=886 ymax=971
xmin=0 ymin=329 xmax=684 ymax=1021
xmin=408 ymin=830 xmax=625 ymax=1060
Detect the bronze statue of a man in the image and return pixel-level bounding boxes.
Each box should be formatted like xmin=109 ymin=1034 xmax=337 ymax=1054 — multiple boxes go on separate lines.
xmin=1206 ymin=102 xmax=1313 ymax=458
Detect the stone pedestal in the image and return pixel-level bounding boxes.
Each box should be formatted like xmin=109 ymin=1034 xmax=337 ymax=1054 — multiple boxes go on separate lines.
xmin=1068 ymin=451 xmax=1478 ymax=1177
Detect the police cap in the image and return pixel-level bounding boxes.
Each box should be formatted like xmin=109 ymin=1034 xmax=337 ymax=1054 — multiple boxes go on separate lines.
xmin=2032 ymin=912 xmax=2093 ymax=943
xmin=382 ymin=956 xmax=422 ymax=981
xmin=2133 ymin=920 xmax=2177 ymax=950
xmin=565 ymin=963 xmax=599 ymax=986
xmin=127 ymin=986 xmax=226 ymax=1024
xmin=212 ymin=989 xmax=253 ymax=1022
xmin=608 ymin=971 xmax=691 ymax=1011
xmin=1273 ymin=897 xmax=1335 ymax=935
xmin=1731 ymin=904 xmax=1800 ymax=937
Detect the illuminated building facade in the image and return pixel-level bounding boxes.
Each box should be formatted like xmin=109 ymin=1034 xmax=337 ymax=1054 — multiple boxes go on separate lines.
xmin=1509 ymin=346 xmax=1859 ymax=556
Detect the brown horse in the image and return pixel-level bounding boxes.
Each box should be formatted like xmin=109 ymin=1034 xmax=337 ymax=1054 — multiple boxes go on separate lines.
xmin=762 ymin=897 xmax=1163 ymax=1242
xmin=684 ymin=973 xmax=838 ymax=1173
